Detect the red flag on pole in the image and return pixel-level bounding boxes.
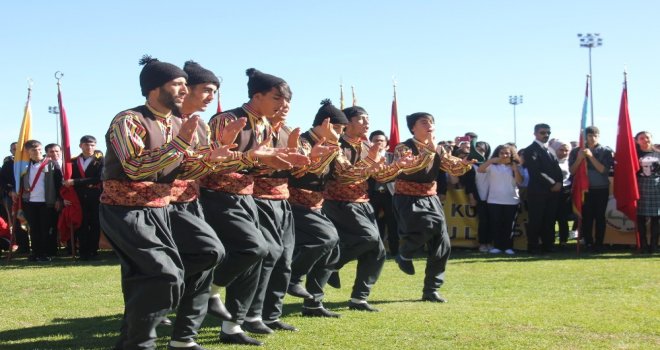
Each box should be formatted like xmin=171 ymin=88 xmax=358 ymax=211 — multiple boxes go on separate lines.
xmin=571 ymin=76 xmax=590 ymax=219
xmin=613 ymin=72 xmax=639 ymax=227
xmin=55 ymin=74 xmax=82 ymax=246
xmin=388 ymin=83 xmax=400 ymax=152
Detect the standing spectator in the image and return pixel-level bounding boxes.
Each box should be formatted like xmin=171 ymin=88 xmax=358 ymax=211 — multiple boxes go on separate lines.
xmin=20 ymin=140 xmax=62 ymax=262
xmin=368 ymin=130 xmax=399 ymax=258
xmin=550 ymin=140 xmax=574 ymax=246
xmin=523 ymin=123 xmax=563 ymax=254
xmin=45 ymin=143 xmax=63 ymax=256
xmin=478 ymin=144 xmax=523 ymax=254
xmin=1 ymin=142 xmax=30 ymax=253
xmin=471 ymin=141 xmax=492 ymax=252
xmin=635 ymin=131 xmax=659 ymax=253
xmin=569 ymin=126 xmax=614 ymax=252
xmin=63 ymin=136 xmax=103 ymax=260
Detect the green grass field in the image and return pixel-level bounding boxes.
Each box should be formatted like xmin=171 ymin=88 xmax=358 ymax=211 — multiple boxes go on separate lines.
xmin=1 ymin=248 xmax=658 ymax=349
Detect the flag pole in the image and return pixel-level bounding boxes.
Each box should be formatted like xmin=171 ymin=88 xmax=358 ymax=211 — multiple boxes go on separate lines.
xmin=339 ymin=79 xmax=345 ymax=110
xmin=56 ymin=72 xmax=76 ymax=260
xmin=351 ymin=85 xmax=357 ymax=106
xmin=216 ymin=76 xmax=223 ymax=113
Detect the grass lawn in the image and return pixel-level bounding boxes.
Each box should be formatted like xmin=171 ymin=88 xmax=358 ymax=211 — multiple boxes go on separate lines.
xmin=1 ymin=247 xmax=658 ymax=349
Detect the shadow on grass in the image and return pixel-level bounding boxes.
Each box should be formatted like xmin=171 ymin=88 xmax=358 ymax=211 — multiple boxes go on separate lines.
xmin=0 ymin=251 xmax=120 ymax=270
xmin=0 ymin=314 xmax=122 ymax=350
xmin=446 ymin=245 xmax=657 ymax=264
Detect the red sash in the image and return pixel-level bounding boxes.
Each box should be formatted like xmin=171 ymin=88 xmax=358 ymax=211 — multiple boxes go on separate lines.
xmin=25 ymin=160 xmax=49 ymax=193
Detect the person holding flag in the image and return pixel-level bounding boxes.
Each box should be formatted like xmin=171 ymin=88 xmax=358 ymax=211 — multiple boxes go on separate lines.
xmin=62 ymin=136 xmax=103 ymax=260
xmin=569 ymin=126 xmax=614 ymax=252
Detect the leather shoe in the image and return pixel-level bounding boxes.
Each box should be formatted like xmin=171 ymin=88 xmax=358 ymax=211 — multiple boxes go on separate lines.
xmin=348 ymin=301 xmax=379 ymax=312
xmin=265 ymin=320 xmax=298 ymax=332
xmin=302 ymin=307 xmax=341 ymax=318
xmin=207 ymin=296 xmax=232 ymax=321
xmin=242 ymin=320 xmax=273 ymax=334
xmin=160 ymin=317 xmax=173 ymax=326
xmin=168 ymin=344 xmax=207 ymax=350
xmin=219 ymin=331 xmax=263 ymax=346
xmin=327 ymin=271 xmax=341 ymax=289
xmin=287 ymin=283 xmax=313 ymax=299
xmin=395 ymin=255 xmax=415 ymax=275
xmin=422 ymin=292 xmax=448 ymax=303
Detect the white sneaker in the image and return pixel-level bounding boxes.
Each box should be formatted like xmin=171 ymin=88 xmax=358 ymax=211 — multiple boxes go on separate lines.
xmin=569 ymin=230 xmax=578 ymax=240
xmin=504 ymin=249 xmax=515 ymax=255
xmin=488 ymin=248 xmax=502 ymax=254
xmin=479 ymin=244 xmax=489 ymax=253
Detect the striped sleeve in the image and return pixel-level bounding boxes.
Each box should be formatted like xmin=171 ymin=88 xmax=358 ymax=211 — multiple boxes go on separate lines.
xmin=107 ymin=112 xmax=189 ymax=180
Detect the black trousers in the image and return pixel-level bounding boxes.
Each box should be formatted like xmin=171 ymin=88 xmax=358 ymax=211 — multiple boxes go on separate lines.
xmin=100 ymin=204 xmax=184 ymax=350
xmin=393 ymin=194 xmax=451 ymax=294
xmin=526 ymin=192 xmax=559 ymax=252
xmin=199 ymin=189 xmax=267 ymax=324
xmin=23 ymin=201 xmax=55 ymax=258
xmin=289 ymin=204 xmax=340 ymax=307
xmin=76 ymin=194 xmax=101 ymax=258
xmin=487 ymin=203 xmax=518 ymax=250
xmin=476 ymin=200 xmax=491 ymax=245
xmin=580 ymin=188 xmax=609 ymax=247
xmin=247 ymin=198 xmax=294 ymax=322
xmin=323 ymin=200 xmax=385 ymax=301
xmin=169 ymin=200 xmax=224 ymax=343
xmin=370 ymin=190 xmax=399 ymax=255
xmin=556 ymin=189 xmax=573 ymax=243
xmin=638 ymin=215 xmax=659 ymax=252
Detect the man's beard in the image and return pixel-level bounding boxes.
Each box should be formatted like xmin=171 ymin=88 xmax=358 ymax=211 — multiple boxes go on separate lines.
xmin=158 ymin=88 xmax=182 ymax=112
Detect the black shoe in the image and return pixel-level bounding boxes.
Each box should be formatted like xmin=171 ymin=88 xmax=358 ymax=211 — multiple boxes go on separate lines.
xmin=160 ymin=317 xmax=172 ymax=326
xmin=348 ymin=301 xmax=379 ymax=312
xmin=265 ymin=320 xmax=298 ymax=332
xmin=37 ymin=256 xmax=52 ymax=262
xmin=422 ymin=292 xmax=448 ymax=303
xmin=207 ymin=296 xmax=232 ymax=321
xmin=287 ymin=283 xmax=313 ymax=299
xmin=168 ymin=343 xmax=207 ymax=350
xmin=395 ymin=255 xmax=415 ymax=275
xmin=219 ymin=331 xmax=263 ymax=346
xmin=327 ymin=271 xmax=341 ymax=289
xmin=301 ymin=307 xmax=341 ymax=318
xmin=242 ymin=320 xmax=273 ymax=335
xmin=27 ymin=255 xmax=37 ymax=262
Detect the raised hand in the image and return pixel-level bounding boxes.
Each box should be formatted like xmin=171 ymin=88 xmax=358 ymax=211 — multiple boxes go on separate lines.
xmin=177 ymin=115 xmax=201 ymax=144
xmin=367 ymin=143 xmax=382 ymax=163
xmin=287 ymin=127 xmax=301 ymax=149
xmin=317 ymin=118 xmax=340 ymax=143
xmin=209 ymin=143 xmax=240 ymax=162
xmin=220 ymin=117 xmax=247 ymax=146
xmin=310 ymin=137 xmax=339 ymax=159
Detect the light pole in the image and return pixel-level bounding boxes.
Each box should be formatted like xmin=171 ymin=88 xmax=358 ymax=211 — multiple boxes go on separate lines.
xmin=578 ymin=33 xmax=602 ymax=126
xmin=48 ymin=106 xmax=60 ymax=145
xmin=508 ymin=95 xmax=523 ymax=145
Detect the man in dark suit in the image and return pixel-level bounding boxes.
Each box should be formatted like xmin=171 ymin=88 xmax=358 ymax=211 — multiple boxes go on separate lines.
xmin=523 ymin=123 xmax=563 ymax=253
xmin=63 ymin=135 xmax=103 ymax=260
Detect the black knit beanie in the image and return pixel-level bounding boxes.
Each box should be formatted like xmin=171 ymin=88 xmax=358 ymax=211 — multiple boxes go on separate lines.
xmin=406 ymin=112 xmax=434 ymax=133
xmin=246 ymin=68 xmax=286 ymax=98
xmin=139 ymin=55 xmax=188 ymax=97
xmin=313 ymin=99 xmax=349 ymax=126
xmin=183 ymin=60 xmax=219 ymax=87
xmin=342 ymin=106 xmax=368 ymax=120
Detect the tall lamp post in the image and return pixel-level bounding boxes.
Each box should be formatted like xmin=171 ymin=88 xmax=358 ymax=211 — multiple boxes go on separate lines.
xmin=508 ymin=95 xmax=523 ymax=145
xmin=48 ymin=106 xmax=60 ymax=145
xmin=578 ymin=33 xmax=602 ymax=126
